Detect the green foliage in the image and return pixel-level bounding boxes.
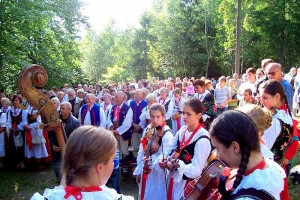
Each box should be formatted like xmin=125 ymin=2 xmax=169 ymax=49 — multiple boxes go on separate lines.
xmin=0 ymin=0 xmax=87 ymax=92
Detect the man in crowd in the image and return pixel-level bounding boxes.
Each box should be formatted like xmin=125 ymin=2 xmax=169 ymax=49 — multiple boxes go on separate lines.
xmin=67 ymin=89 xmax=82 ymax=118
xmin=108 ymin=92 xmax=133 ymax=161
xmin=265 ymin=62 xmax=293 ymax=110
xmin=48 ymin=101 xmax=80 ymax=183
xmin=284 ymin=67 xmax=297 ymax=91
xmin=57 ymin=91 xmax=66 ymax=104
xmin=78 ymin=94 xmax=106 ymax=127
xmin=130 ymin=89 xmax=147 ymax=158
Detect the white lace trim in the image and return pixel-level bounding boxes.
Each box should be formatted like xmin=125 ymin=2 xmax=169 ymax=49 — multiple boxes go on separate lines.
xmin=233 ymin=159 xmax=285 ymax=200
xmin=273 ymin=109 xmax=293 ymax=125
xmin=178 ymin=125 xmax=209 ymax=145
xmin=30 ymin=185 xmax=133 ymax=200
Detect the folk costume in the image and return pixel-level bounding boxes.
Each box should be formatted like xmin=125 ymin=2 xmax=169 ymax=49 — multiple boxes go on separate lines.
xmin=163 ymin=124 xmax=211 ymax=200
xmin=170 ymin=97 xmax=186 ymax=134
xmin=24 ymin=107 xmax=48 ymax=159
xmin=78 ymin=103 xmax=106 ymax=128
xmin=194 ymin=91 xmax=216 ymax=129
xmin=30 ymin=185 xmax=133 ymax=200
xmin=6 ymin=106 xmax=28 ymax=165
xmin=262 ymin=103 xmax=299 ymax=200
xmin=139 ymin=106 xmax=151 ymax=130
xmin=130 ymin=99 xmax=148 ymax=157
xmin=108 ymin=103 xmax=133 ymax=157
xmin=156 ymin=97 xmax=174 ymax=128
xmin=133 ymin=123 xmax=174 ymax=200
xmin=0 ymin=109 xmax=7 ymax=158
xmin=229 ymin=159 xmax=285 ymax=200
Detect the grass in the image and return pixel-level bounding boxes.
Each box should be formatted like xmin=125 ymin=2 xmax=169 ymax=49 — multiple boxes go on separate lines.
xmin=0 ymin=169 xmax=57 ymax=199
xmin=0 ymin=151 xmax=299 ymax=199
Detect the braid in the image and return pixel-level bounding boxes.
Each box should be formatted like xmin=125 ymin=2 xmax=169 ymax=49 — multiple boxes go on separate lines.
xmin=283 ymin=95 xmax=292 ymax=118
xmin=233 ymin=146 xmax=250 ymax=189
xmin=65 ymin=167 xmax=76 ymax=185
xmin=219 ymin=146 xmax=250 ymax=200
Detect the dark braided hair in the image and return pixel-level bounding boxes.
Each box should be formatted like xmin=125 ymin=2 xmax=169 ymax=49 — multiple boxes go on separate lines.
xmin=183 ymin=98 xmax=204 ymax=123
xmin=259 ymin=79 xmax=292 ymax=117
xmin=209 ymin=110 xmax=260 ymax=199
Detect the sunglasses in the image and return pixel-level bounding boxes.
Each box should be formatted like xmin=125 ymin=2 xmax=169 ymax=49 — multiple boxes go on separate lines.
xmin=267 ymin=70 xmax=279 ymax=76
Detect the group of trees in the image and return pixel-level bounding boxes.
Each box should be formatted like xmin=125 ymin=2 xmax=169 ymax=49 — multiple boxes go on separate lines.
xmin=82 ymin=0 xmax=300 ymax=84
xmin=0 ymin=0 xmax=87 ymax=92
xmin=1 ymin=0 xmax=300 ymax=90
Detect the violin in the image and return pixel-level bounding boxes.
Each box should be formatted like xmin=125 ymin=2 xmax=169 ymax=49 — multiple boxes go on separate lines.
xmin=182 ymin=155 xmax=237 ymax=200
xmin=140 ymin=124 xmax=165 ymax=200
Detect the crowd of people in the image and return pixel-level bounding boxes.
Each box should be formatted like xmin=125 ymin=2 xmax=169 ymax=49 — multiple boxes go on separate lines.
xmin=0 ymin=58 xmax=299 ymax=200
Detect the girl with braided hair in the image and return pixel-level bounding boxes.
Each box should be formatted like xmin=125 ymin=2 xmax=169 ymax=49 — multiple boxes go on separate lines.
xmin=210 ymin=110 xmax=285 ymax=200
xmin=31 ymin=126 xmax=133 ymax=200
xmin=259 ymin=79 xmax=299 ymax=200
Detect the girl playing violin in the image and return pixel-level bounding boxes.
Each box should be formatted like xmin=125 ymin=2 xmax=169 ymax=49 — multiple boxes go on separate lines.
xmin=159 ymin=98 xmax=211 ymax=200
xmin=133 ymin=103 xmax=174 ymax=200
xmin=209 ymin=110 xmax=285 ymax=200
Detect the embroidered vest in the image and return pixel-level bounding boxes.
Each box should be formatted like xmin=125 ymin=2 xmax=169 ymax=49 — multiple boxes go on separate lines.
xmin=10 ymin=109 xmax=23 ymax=126
xmin=164 ymin=100 xmax=171 ymax=113
xmin=229 ymin=188 xmax=276 ymax=200
xmin=110 ymin=104 xmax=133 ymax=140
xmin=176 ymin=135 xmax=210 ymax=180
xmin=130 ymin=100 xmax=147 ymax=124
xmin=271 ymin=119 xmax=293 ymax=163
xmin=80 ymin=104 xmax=101 ymax=126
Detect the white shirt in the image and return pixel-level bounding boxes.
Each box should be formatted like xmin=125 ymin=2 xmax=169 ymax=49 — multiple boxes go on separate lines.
xmin=78 ymin=104 xmax=106 ymax=128
xmin=107 ymin=103 xmax=133 ymax=135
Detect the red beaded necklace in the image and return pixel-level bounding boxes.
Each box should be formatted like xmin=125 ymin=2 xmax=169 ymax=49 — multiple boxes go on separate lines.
xmin=244 ymin=159 xmax=266 ymax=176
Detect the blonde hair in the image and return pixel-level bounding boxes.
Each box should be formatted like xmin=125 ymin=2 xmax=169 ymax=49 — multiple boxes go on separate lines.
xmin=62 ymin=126 xmax=117 ymax=185
xmin=237 ymin=104 xmax=272 ymax=135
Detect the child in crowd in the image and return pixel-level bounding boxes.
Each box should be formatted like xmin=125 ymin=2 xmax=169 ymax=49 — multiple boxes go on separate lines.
xmin=237 ymin=104 xmax=274 ymax=160
xmin=171 ymin=88 xmax=186 ymax=134
xmin=134 ymin=103 xmax=174 ymax=200
xmin=239 ymin=88 xmax=253 ymax=107
xmin=214 ymin=77 xmax=230 ymax=115
xmin=159 ymin=98 xmax=211 ymax=200
xmin=209 ymin=110 xmax=285 ymax=200
xmin=259 ymin=79 xmax=299 ymax=200
xmin=227 ymin=79 xmax=239 ymax=110
xmin=186 ymin=80 xmax=195 ymax=97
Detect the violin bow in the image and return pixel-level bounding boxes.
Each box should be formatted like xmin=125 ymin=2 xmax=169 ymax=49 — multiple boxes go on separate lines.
xmin=162 ymin=142 xmax=168 ymax=198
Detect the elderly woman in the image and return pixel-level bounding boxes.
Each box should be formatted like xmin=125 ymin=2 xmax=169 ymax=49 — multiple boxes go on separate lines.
xmin=0 ymin=98 xmax=8 ymax=168
xmin=156 ymin=87 xmax=174 ymax=127
xmin=7 ymin=95 xmax=28 ymax=169
xmin=1 ymin=97 xmax=11 ymax=114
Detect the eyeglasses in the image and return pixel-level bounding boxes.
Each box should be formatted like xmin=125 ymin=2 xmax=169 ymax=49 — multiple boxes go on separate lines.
xmin=267 ymin=70 xmax=279 ymax=76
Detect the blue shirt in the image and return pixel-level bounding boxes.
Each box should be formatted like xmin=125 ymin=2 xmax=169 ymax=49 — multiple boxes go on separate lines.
xmin=113 ymin=149 xmax=120 ymax=169
xmin=281 ymin=79 xmax=293 ymax=111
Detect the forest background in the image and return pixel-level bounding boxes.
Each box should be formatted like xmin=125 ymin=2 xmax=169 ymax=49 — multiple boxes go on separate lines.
xmin=1 ymin=0 xmax=300 ymax=92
